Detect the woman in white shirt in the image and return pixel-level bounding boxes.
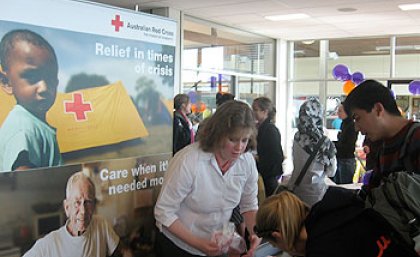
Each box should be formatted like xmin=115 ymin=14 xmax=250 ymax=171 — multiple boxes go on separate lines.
xmin=154 ymin=100 xmax=261 ymax=257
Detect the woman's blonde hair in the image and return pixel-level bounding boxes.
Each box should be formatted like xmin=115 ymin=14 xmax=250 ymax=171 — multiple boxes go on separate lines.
xmin=255 ymin=191 xmax=309 ymax=252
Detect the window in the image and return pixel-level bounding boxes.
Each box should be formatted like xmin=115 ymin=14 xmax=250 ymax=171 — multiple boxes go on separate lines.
xmin=395 ymin=36 xmax=420 ymax=78
xmin=328 ymin=38 xmax=390 ymax=79
xmin=182 ymin=16 xmax=276 ymax=117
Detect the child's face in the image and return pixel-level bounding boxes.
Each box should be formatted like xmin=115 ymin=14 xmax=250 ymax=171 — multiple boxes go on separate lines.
xmin=6 ymin=40 xmax=58 ymax=120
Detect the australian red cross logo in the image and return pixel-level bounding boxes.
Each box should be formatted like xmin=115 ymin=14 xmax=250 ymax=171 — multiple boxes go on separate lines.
xmin=64 ymin=92 xmax=93 ymax=122
xmin=111 ymin=14 xmax=124 ymax=32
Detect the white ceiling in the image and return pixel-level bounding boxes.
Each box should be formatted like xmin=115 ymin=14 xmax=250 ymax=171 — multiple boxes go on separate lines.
xmin=89 ymin=0 xmax=420 ymax=40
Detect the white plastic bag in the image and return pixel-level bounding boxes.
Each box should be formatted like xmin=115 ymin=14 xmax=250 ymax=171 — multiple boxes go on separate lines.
xmin=211 ymin=222 xmax=235 ymax=253
xmin=228 ymin=232 xmax=247 ymax=256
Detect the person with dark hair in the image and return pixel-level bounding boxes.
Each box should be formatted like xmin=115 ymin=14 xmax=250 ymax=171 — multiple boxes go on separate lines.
xmin=216 ymin=92 xmax=235 ymax=107
xmin=155 ymin=100 xmax=261 ymax=257
xmin=254 ymin=188 xmax=418 ymax=257
xmin=195 ymin=92 xmax=234 ymax=141
xmin=343 ymin=79 xmax=420 ymax=190
xmin=333 ymin=103 xmax=358 ymax=184
xmin=173 ymin=93 xmax=194 ymax=155
xmin=290 ymin=98 xmax=337 ymax=206
xmin=252 ymin=97 xmax=284 ymax=197
xmin=0 ymin=29 xmax=62 ymax=171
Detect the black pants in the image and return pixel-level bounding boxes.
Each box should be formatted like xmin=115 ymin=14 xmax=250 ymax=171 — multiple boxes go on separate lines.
xmin=263 ymin=175 xmax=279 ymax=197
xmin=155 ymin=232 xmax=206 ymax=257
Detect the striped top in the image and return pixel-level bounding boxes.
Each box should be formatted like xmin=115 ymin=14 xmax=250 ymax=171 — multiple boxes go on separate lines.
xmin=369 ymin=120 xmax=420 ymax=188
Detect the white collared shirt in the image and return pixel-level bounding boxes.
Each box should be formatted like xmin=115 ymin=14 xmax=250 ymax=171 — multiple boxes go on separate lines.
xmin=154 ymin=143 xmax=258 ymax=255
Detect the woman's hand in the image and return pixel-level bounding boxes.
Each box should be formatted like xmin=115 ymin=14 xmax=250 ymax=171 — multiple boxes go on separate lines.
xmin=194 ymin=237 xmax=222 ymax=256
xmin=241 ymin=234 xmax=262 ymax=257
xmin=168 ymin=220 xmax=222 ymax=256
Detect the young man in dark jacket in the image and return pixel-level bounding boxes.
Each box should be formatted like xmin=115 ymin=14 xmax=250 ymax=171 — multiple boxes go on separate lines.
xmin=344 ymin=80 xmax=420 ymax=189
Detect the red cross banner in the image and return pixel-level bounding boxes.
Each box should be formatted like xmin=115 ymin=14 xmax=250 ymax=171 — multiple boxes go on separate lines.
xmin=47 ymin=81 xmax=148 ymax=153
xmin=0 ymin=1 xmax=177 ymax=256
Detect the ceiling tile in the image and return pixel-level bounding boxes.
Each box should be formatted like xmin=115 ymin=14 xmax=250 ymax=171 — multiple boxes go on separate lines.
xmin=88 ymin=0 xmax=420 ymax=40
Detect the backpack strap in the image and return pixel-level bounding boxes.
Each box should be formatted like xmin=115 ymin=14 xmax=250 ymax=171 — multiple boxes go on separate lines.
xmin=399 ymin=122 xmax=420 ymax=172
xmin=291 ymin=135 xmax=326 ymax=191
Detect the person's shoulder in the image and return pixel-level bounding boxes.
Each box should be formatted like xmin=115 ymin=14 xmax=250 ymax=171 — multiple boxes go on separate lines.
xmin=1 ymin=105 xmax=27 ymax=128
xmin=260 ymin=121 xmax=280 ymax=136
xmin=27 ymin=226 xmax=65 ymax=253
xmin=267 ymin=121 xmax=280 ymax=131
xmin=404 ymin=122 xmax=420 ymax=155
xmin=402 ymin=121 xmax=420 ymax=147
xmin=410 ymin=121 xmax=420 ymax=136
xmin=2 ymin=105 xmax=48 ymax=130
xmin=239 ymin=151 xmax=257 ymax=167
xmin=241 ymin=150 xmax=254 ymax=160
xmin=92 ymin=215 xmax=112 ymax=229
xmin=173 ymin=112 xmax=183 ymax=123
xmin=173 ymin=111 xmax=182 ymax=118
xmin=92 ymin=214 xmax=105 ymax=223
xmin=173 ymin=143 xmax=204 ymax=162
xmin=292 ymin=141 xmax=306 ymax=155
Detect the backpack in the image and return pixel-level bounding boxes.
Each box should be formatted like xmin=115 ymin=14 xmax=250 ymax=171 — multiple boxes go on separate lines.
xmin=365 ymin=122 xmax=420 ymax=253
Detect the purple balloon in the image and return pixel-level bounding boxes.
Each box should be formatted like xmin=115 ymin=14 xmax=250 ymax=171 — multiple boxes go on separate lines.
xmin=332 ymin=64 xmax=350 ymax=81
xmin=342 ymin=73 xmax=352 ymax=81
xmin=409 ymin=80 xmax=420 ymax=95
xmin=352 ymin=72 xmax=364 ymax=85
xmin=188 ymin=91 xmax=197 ymax=103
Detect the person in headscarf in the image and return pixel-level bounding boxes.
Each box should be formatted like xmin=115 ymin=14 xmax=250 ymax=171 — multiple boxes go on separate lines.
xmin=288 ymin=98 xmax=337 ymax=206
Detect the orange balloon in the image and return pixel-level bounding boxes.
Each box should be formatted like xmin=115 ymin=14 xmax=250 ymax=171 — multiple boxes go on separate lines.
xmin=199 ymin=103 xmax=207 ymax=112
xmin=343 ymin=80 xmax=356 ymax=95
xmin=191 ymin=104 xmax=197 ymax=113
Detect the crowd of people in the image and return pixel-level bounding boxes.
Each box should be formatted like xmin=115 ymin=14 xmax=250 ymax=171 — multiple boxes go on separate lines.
xmin=17 ymin=79 xmax=419 ymax=257
xmin=167 ymin=79 xmax=419 ymax=257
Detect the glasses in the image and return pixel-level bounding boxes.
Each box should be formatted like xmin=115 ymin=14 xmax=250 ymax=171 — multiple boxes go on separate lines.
xmin=253 ymin=225 xmax=278 ymax=238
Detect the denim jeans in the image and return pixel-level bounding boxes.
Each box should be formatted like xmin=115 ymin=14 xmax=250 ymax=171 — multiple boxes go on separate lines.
xmin=334 ymin=158 xmax=356 ymax=184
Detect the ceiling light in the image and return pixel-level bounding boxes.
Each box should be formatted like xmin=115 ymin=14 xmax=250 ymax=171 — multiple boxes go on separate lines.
xmin=362 ymin=50 xmax=389 ymax=55
xmin=302 ymin=40 xmax=315 ymax=45
xmin=294 ymin=50 xmax=305 ymax=56
xmin=337 ymin=7 xmax=357 ymax=12
xmin=398 ymin=3 xmax=420 ymax=11
xmin=264 ymin=13 xmax=310 ymax=21
xmin=328 ymin=52 xmax=339 ymax=60
xmin=376 ymin=45 xmax=420 ymax=51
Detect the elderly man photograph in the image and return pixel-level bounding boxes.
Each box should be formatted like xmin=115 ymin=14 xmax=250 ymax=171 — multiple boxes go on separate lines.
xmin=23 ymin=171 xmax=132 ymax=257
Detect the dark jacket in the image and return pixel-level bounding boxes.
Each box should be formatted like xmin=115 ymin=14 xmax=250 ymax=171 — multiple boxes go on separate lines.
xmin=256 ymin=119 xmax=284 ymax=178
xmin=173 ymin=111 xmax=191 ymax=155
xmin=305 ymin=187 xmax=417 ymax=257
xmin=334 ymin=117 xmax=358 ymax=159
xmin=369 ymin=121 xmax=420 ymax=188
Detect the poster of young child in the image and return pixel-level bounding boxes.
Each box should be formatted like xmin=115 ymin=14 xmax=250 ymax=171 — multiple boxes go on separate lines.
xmin=0 ymin=0 xmax=176 ymax=172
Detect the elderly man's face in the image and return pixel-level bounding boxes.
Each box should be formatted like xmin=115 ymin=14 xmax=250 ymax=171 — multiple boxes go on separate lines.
xmin=64 ymin=179 xmax=95 ymax=236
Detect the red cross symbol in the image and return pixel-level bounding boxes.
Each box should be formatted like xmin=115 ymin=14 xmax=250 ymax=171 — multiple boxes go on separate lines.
xmin=111 ymin=15 xmax=124 ymax=32
xmin=64 ymin=93 xmax=92 ymax=121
